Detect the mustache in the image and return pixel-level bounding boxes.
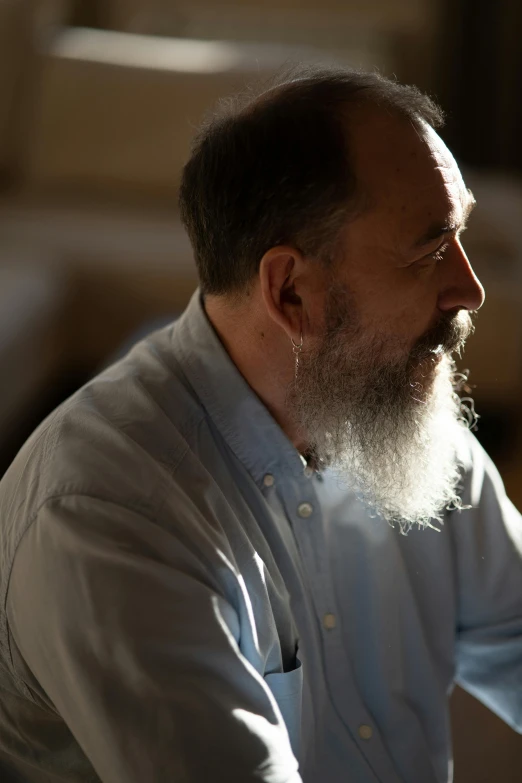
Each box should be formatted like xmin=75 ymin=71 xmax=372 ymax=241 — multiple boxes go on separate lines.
xmin=411 ymin=310 xmax=476 ymax=361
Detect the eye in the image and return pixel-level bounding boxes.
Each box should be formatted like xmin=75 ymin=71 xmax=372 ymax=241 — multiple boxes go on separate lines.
xmin=429 ymin=241 xmax=449 ymax=263
xmin=420 ymin=241 xmax=449 ymax=265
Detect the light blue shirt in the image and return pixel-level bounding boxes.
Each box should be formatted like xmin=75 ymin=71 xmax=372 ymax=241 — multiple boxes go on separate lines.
xmin=1 ymin=288 xmax=522 ymax=783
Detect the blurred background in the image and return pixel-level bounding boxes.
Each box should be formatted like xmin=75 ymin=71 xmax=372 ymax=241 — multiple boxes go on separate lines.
xmin=1 ymin=1 xmax=521 ymax=780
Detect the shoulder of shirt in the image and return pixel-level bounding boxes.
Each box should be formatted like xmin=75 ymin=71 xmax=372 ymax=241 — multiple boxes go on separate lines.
xmin=456 ymin=425 xmax=504 ymax=481
xmin=0 ymin=321 xmax=221 ymax=534
xmin=452 ymin=425 xmax=511 ymax=513
xmin=457 ymin=426 xmax=479 ymax=474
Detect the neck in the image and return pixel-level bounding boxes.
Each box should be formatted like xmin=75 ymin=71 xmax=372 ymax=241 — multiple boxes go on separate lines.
xmin=203 ymin=294 xmax=308 ymax=454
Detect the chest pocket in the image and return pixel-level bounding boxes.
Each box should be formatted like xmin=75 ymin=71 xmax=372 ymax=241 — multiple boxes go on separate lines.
xmin=264 ymin=653 xmax=303 ymax=761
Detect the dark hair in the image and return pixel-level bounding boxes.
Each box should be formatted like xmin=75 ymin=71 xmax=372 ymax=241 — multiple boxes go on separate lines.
xmin=179 ymin=65 xmax=444 ymax=297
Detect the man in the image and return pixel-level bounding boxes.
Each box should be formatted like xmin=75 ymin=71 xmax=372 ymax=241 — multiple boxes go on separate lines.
xmin=0 ymin=66 xmax=521 ymax=783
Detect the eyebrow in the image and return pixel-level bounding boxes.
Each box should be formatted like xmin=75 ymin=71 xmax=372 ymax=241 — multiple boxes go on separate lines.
xmin=411 ymin=189 xmax=476 ymax=251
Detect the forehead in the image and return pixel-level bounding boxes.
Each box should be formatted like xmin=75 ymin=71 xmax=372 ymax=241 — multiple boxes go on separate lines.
xmin=349 ymin=107 xmax=468 ymax=231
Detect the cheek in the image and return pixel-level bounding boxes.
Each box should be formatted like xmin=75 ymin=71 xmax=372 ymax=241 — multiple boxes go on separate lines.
xmin=366 ymin=297 xmax=437 ymax=357
xmin=336 ymin=263 xmax=439 ymax=347
xmin=377 ymin=272 xmax=441 ymax=340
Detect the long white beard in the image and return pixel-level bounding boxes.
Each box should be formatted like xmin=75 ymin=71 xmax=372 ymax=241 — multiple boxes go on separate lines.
xmin=288 ymin=291 xmax=475 ymax=532
xmin=334 ymin=355 xmax=470 ymax=531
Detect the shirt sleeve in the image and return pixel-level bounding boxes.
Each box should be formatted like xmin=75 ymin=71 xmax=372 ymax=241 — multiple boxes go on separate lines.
xmin=452 ymin=435 xmax=522 ymax=732
xmin=6 ymin=494 xmax=302 ymax=783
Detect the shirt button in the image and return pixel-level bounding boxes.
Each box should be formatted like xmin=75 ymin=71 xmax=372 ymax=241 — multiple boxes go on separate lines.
xmin=323 ymin=613 xmax=336 ymax=630
xmin=358 ymin=724 xmax=373 ymax=740
xmin=303 ymin=465 xmax=314 ymax=478
xmin=297 ymin=502 xmax=313 ymax=518
xmin=263 ymin=474 xmax=275 ymax=487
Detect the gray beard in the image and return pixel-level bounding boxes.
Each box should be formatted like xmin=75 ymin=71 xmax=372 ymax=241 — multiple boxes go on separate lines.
xmin=287 ymin=284 xmax=476 ymax=532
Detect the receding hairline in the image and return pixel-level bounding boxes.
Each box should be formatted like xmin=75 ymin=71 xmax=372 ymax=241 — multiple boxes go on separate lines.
xmin=232 ymin=71 xmax=443 ymax=209
xmin=180 ymin=65 xmax=445 ymax=298
xmin=221 ymin=65 xmax=444 ymax=126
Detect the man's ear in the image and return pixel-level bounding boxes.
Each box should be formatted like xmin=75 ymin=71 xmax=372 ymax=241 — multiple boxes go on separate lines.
xmin=259 ymin=246 xmax=307 ymax=341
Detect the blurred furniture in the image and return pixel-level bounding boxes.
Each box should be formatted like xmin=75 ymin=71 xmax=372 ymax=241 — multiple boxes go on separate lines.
xmin=97 ymin=0 xmax=435 ymax=80
xmin=101 ymin=0 xmax=444 ymax=95
xmin=24 ymin=27 xmax=340 ymax=197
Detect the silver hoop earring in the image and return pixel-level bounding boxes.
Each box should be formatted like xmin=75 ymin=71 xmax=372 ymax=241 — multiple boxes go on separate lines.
xmin=291 ymin=332 xmax=303 ymax=380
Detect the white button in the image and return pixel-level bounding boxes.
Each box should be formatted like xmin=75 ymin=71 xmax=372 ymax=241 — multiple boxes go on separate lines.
xmin=297 ymin=502 xmax=313 ymax=518
xmin=323 ymin=613 xmax=336 ymax=630
xmin=358 ymin=724 xmax=373 ymax=740
xmin=263 ymin=474 xmax=275 ymax=487
xmin=303 ymin=465 xmax=314 ymax=478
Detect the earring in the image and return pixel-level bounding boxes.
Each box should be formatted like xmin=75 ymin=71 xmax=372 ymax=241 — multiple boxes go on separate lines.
xmin=291 ymin=332 xmax=303 ymax=380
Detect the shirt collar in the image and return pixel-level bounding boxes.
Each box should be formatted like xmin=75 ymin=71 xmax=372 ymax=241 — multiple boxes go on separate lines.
xmin=171 ymin=288 xmax=309 ymax=488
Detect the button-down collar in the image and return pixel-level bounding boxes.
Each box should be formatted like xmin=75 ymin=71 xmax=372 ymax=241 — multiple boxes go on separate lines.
xmin=171 ymin=289 xmax=309 ymax=489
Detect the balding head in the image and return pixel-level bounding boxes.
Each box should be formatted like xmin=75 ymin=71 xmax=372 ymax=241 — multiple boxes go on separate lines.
xmin=179 ymin=66 xmax=444 ymax=298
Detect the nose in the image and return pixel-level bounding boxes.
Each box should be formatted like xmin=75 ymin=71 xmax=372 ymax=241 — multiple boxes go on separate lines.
xmin=437 ymin=240 xmax=485 ymax=313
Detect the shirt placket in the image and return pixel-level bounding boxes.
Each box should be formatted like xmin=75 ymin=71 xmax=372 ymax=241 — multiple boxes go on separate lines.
xmin=282 ymin=471 xmax=403 ymax=783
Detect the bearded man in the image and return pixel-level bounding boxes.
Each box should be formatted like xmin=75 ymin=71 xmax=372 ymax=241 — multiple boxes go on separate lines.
xmin=1 ymin=66 xmax=521 ymax=783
